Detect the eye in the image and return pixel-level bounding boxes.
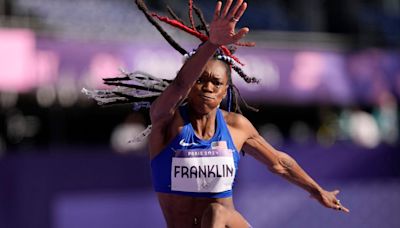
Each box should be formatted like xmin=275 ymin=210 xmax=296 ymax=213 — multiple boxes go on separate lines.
xmin=213 ymin=81 xmax=223 ymax=88
xmin=196 ymin=78 xmax=204 ymax=84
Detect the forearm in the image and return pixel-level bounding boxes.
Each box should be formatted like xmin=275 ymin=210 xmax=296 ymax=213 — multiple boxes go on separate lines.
xmin=175 ymin=41 xmax=219 ymax=87
xmin=273 ymin=152 xmax=323 ymax=196
xmin=150 ymin=41 xmax=219 ymax=121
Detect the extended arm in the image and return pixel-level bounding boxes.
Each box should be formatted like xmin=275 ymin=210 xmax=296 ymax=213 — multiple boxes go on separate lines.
xmin=149 ymin=0 xmax=249 ymax=126
xmin=238 ymin=115 xmax=349 ymax=212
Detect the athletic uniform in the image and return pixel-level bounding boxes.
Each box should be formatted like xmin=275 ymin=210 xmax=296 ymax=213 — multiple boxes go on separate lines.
xmin=151 ymin=104 xmax=241 ymax=198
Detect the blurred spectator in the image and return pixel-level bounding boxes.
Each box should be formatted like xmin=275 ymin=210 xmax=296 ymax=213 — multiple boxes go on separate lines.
xmin=374 ymin=91 xmax=399 ymax=145
xmin=110 ymin=113 xmax=148 ymax=155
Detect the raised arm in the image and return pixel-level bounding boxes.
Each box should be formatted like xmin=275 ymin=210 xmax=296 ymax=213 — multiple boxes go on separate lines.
xmin=149 ymin=0 xmax=249 ymax=126
xmin=237 ymin=115 xmax=350 ymax=213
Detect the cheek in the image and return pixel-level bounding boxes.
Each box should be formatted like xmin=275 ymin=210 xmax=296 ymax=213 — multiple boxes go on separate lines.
xmin=217 ymin=88 xmax=227 ymax=99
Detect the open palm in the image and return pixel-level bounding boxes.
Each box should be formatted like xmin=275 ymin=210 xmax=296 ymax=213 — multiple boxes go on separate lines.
xmin=209 ymin=0 xmax=249 ymax=46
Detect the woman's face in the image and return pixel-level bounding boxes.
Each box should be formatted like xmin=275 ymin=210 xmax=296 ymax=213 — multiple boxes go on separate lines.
xmin=187 ymin=59 xmax=229 ymax=114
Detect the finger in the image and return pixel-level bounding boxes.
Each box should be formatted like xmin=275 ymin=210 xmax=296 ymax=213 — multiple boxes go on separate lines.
xmin=221 ymin=0 xmax=233 ymax=18
xmin=233 ymin=2 xmax=247 ymax=20
xmin=336 ymin=204 xmax=350 ymax=213
xmin=332 ymin=204 xmax=350 ymax=213
xmin=235 ymin=41 xmax=256 ymax=47
xmin=213 ymin=1 xmax=222 ymax=21
xmin=333 ymin=190 xmax=340 ymax=195
xmin=226 ymin=0 xmax=243 ymax=19
xmin=341 ymin=206 xmax=350 ymax=213
xmin=232 ymin=27 xmax=249 ymax=41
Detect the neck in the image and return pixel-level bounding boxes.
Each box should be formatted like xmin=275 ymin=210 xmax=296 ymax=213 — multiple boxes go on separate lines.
xmin=187 ymin=106 xmax=218 ymax=140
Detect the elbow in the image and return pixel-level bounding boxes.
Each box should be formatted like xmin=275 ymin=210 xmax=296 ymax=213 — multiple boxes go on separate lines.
xmin=270 ymin=152 xmax=295 ymax=176
xmin=149 ymin=102 xmax=173 ymax=123
xmin=149 ymin=100 xmax=165 ymax=123
xmin=270 ymin=163 xmax=288 ymax=176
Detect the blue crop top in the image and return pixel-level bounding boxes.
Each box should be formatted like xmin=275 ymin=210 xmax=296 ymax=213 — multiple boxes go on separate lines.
xmin=151 ymin=105 xmax=241 ymax=198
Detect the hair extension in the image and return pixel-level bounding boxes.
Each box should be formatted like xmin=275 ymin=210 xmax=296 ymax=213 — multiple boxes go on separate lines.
xmin=82 ymin=71 xmax=169 ymax=107
xmin=82 ymin=0 xmax=259 ymax=143
xmin=151 ymin=13 xmax=208 ymax=41
xmin=148 ymin=7 xmax=244 ymax=66
xmin=215 ymin=53 xmax=259 ymax=84
xmin=227 ymin=86 xmax=233 ymax=112
xmin=227 ymin=45 xmax=237 ymax=54
xmin=135 ymin=0 xmax=187 ymax=55
xmin=103 ymin=73 xmax=170 ymax=92
xmin=82 ymin=87 xmax=160 ymax=106
xmin=132 ymin=101 xmax=151 ymax=111
xmin=82 ymin=88 xmax=130 ymax=105
xmin=232 ymin=85 xmax=241 ymax=113
xmin=137 ymin=0 xmax=257 ymax=81
xmin=184 ymin=50 xmax=261 ymax=84
xmin=166 ymin=5 xmax=185 ymax=25
xmin=231 ymin=65 xmax=260 ymax=84
xmin=219 ymin=59 xmax=239 ymax=113
xmin=213 ymin=55 xmax=259 ymax=113
xmin=219 ymin=45 xmax=244 ymax=66
xmin=84 ymin=0 xmax=262 ymax=143
xmin=103 ymin=82 xmax=163 ymax=93
xmin=128 ymin=125 xmax=152 ymax=143
xmin=232 ymin=84 xmax=259 ymax=112
xmin=188 ymin=0 xmax=196 ymax=31
xmin=235 ymin=41 xmax=256 ymax=47
xmin=192 ymin=4 xmax=209 ymax=36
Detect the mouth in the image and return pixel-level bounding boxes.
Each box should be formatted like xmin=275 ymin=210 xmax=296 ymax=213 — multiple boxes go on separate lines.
xmin=200 ymin=94 xmax=215 ymax=100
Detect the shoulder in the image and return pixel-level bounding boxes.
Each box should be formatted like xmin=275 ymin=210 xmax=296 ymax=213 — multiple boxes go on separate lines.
xmin=221 ymin=109 xmax=256 ymax=135
xmin=220 ymin=109 xmax=260 ymax=151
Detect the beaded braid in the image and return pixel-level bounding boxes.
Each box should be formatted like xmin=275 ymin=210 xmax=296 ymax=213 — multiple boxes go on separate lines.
xmin=183 ymin=50 xmax=259 ymax=113
xmin=82 ymin=0 xmax=259 ymax=113
xmin=135 ymin=0 xmax=187 ymax=55
xmin=215 ymin=52 xmax=260 ymax=84
xmin=216 ymin=55 xmax=259 ymax=113
xmin=82 ymin=70 xmax=170 ymax=108
xmin=83 ymin=0 xmax=260 ymax=143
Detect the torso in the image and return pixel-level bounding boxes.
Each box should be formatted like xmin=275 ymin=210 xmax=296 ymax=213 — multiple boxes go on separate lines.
xmin=149 ymin=108 xmax=246 ymax=159
xmin=149 ymin=106 xmax=248 ymax=227
xmin=157 ymin=193 xmax=235 ymax=227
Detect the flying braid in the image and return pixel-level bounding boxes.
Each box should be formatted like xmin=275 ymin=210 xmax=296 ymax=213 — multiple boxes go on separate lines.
xmin=83 ymin=0 xmax=261 ymax=142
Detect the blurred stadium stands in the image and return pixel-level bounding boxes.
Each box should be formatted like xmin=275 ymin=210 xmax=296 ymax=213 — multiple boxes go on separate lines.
xmin=0 ymin=0 xmax=399 ymax=228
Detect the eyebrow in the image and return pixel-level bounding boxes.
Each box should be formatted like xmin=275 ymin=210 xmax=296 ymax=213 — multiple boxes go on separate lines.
xmin=202 ymin=71 xmax=224 ymax=80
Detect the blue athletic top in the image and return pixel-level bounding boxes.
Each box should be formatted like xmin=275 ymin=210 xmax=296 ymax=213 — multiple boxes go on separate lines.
xmin=151 ymin=105 xmax=241 ymax=198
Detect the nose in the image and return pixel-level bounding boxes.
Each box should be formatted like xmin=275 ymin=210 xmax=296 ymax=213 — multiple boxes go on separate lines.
xmin=201 ymin=81 xmax=214 ymax=92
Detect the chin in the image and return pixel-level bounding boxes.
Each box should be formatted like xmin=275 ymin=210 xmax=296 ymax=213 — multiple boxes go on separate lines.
xmin=190 ymin=102 xmax=219 ymax=114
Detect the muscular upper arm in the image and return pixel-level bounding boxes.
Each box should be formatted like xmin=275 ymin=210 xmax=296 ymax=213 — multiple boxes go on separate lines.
xmin=148 ymin=109 xmax=181 ymax=158
xmin=233 ymin=114 xmax=288 ymax=172
xmin=148 ymin=79 xmax=188 ymax=156
xmin=149 ymin=79 xmax=187 ymax=128
xmin=149 ymin=42 xmax=220 ymax=156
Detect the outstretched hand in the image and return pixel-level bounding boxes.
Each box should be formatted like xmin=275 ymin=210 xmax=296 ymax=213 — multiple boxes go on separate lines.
xmin=311 ymin=189 xmax=350 ymax=213
xmin=209 ymin=0 xmax=249 ymax=46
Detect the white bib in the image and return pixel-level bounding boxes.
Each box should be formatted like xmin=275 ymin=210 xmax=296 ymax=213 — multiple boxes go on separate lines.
xmin=171 ymin=148 xmax=236 ymax=193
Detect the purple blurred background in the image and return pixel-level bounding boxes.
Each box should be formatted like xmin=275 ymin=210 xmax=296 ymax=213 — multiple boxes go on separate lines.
xmin=1 ymin=0 xmax=399 ymax=227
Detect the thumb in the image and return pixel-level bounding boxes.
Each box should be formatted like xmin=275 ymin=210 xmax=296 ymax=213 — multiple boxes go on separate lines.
xmin=232 ymin=27 xmax=249 ymax=41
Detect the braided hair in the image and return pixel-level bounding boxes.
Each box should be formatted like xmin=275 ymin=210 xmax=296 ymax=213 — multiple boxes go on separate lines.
xmin=82 ymin=0 xmax=260 ymax=142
